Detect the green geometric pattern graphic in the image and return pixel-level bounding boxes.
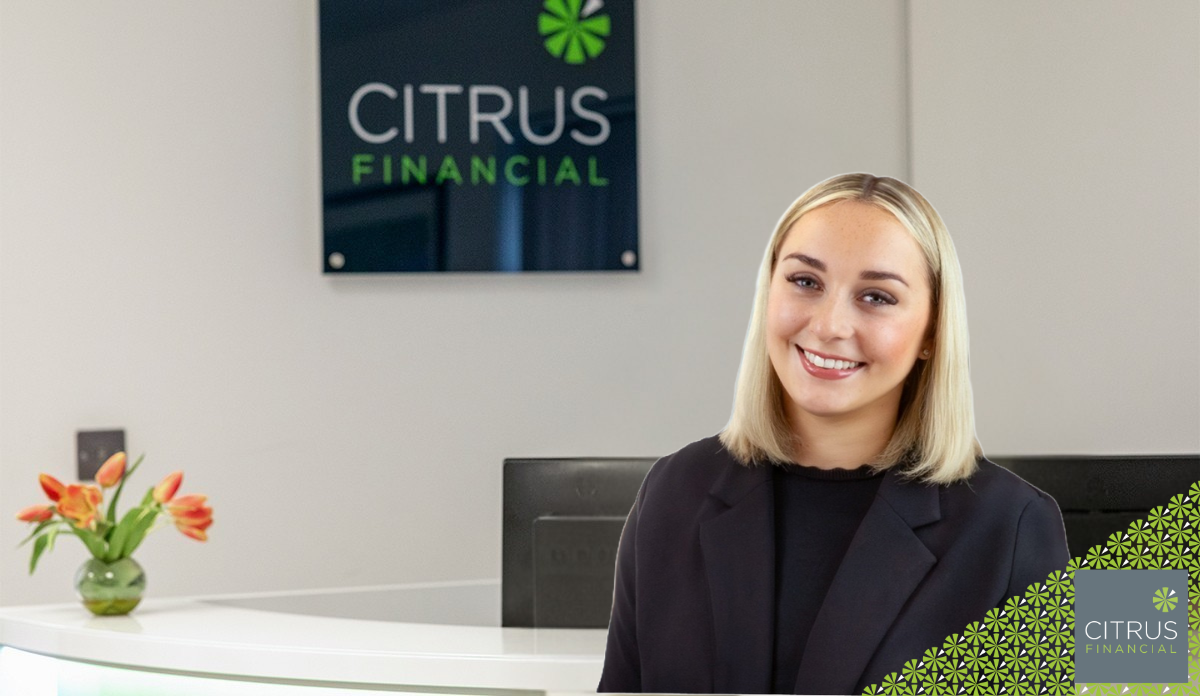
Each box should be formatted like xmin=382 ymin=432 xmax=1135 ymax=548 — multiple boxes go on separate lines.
xmin=862 ymin=481 xmax=1200 ymax=695
xmin=538 ymin=0 xmax=611 ymax=65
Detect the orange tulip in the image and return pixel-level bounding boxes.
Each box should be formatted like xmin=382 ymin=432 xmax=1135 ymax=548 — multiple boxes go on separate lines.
xmin=56 ymin=484 xmax=102 ymax=529
xmin=16 ymin=504 xmax=54 ymax=522
xmin=177 ymin=524 xmax=209 ymax=541
xmin=38 ymin=474 xmax=67 ymax=502
xmin=168 ymin=496 xmax=211 ymax=524
xmin=174 ymin=512 xmax=213 ymax=530
xmin=168 ymin=494 xmax=212 ymax=542
xmin=153 ymin=471 xmax=183 ymax=504
xmin=95 ymin=451 xmax=126 ymax=488
xmin=167 ymin=493 xmax=206 ymax=512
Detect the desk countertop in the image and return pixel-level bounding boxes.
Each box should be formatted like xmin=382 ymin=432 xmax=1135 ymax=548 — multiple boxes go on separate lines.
xmin=0 ymin=580 xmax=608 ymax=693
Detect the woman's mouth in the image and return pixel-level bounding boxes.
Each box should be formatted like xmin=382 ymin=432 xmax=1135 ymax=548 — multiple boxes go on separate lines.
xmin=798 ymin=346 xmax=865 ymax=379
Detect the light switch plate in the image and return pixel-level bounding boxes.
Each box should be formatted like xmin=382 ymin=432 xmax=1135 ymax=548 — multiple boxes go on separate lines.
xmin=77 ymin=429 xmax=125 ymax=482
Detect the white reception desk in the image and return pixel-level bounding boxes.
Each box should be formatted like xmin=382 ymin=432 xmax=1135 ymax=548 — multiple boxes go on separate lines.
xmin=0 ymin=579 xmax=608 ymax=695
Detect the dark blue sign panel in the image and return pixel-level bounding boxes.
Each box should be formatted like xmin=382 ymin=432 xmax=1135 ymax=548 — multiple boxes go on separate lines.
xmin=319 ymin=0 xmax=638 ymax=273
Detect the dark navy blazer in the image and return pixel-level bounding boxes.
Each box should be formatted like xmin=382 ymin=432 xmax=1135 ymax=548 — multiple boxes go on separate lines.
xmin=597 ymin=435 xmax=1070 ymax=695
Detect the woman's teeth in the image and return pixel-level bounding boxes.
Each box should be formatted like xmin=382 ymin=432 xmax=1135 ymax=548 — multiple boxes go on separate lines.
xmin=803 ymin=349 xmax=862 ymax=370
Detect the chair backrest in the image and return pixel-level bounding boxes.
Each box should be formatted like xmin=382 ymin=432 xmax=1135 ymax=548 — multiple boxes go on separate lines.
xmin=991 ymin=455 xmax=1200 ymax=560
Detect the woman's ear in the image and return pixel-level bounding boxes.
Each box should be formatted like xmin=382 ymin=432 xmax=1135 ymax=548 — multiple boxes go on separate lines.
xmin=919 ymin=336 xmax=934 ymax=360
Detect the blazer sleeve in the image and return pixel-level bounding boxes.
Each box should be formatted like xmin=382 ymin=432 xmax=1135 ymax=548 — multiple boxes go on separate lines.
xmin=1003 ymin=490 xmax=1071 ymax=602
xmin=597 ymin=479 xmax=646 ymax=693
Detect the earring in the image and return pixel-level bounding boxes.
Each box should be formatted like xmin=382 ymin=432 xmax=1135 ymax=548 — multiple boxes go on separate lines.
xmin=921 ymin=349 xmax=930 ymax=358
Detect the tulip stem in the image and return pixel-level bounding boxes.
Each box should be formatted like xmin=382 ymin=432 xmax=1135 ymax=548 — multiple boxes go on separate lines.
xmin=106 ymin=453 xmax=145 ymax=526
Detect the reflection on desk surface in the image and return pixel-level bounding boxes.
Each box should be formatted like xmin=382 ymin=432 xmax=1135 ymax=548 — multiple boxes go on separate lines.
xmin=0 ymin=579 xmax=610 ymax=693
xmin=203 ymin=579 xmax=502 ymax=626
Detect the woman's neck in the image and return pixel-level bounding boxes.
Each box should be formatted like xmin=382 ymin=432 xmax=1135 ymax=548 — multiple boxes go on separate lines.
xmin=785 ymin=396 xmax=900 ymax=470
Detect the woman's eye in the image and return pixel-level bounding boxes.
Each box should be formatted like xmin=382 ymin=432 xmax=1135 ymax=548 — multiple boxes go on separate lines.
xmin=863 ymin=291 xmax=897 ymax=306
xmin=787 ymin=274 xmax=819 ymax=289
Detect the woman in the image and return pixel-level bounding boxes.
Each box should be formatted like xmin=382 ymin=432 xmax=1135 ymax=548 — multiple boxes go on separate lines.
xmin=597 ymin=174 xmax=1070 ymax=695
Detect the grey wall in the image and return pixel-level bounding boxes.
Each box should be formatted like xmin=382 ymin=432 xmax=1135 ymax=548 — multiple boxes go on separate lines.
xmin=909 ymin=0 xmax=1199 ymax=454
xmin=0 ymin=0 xmax=1194 ymax=607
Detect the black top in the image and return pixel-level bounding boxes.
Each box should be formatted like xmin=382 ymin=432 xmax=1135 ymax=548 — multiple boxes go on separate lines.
xmin=771 ymin=462 xmax=883 ymax=693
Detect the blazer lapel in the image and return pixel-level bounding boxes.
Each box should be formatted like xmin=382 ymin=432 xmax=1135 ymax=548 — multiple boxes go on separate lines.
xmin=699 ymin=459 xmax=775 ymax=695
xmin=793 ymin=468 xmax=942 ymax=695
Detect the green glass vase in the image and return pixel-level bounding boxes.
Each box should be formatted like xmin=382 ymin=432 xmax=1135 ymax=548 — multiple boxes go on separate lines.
xmin=74 ymin=557 xmax=146 ymax=616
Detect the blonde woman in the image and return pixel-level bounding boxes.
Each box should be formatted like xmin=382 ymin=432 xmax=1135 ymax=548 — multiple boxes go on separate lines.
xmin=598 ymin=174 xmax=1069 ymax=694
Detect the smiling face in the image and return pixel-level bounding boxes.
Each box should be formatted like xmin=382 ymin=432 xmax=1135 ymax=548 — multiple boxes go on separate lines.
xmin=766 ymin=199 xmax=935 ymax=431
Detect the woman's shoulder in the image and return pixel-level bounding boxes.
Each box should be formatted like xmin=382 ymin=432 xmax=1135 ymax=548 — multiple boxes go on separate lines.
xmin=645 ymin=433 xmax=736 ymax=480
xmin=934 ymin=456 xmax=1062 ymax=517
xmin=639 ymin=433 xmax=759 ymax=504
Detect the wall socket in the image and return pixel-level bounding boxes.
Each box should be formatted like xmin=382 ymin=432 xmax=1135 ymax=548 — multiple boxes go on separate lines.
xmin=77 ymin=429 xmax=125 ymax=482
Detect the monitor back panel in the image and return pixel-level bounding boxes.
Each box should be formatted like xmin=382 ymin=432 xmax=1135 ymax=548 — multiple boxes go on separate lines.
xmin=503 ymin=457 xmax=655 ymax=628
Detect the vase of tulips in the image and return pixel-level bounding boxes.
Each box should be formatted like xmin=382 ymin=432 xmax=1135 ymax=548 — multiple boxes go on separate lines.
xmin=15 ymin=451 xmax=213 ymax=616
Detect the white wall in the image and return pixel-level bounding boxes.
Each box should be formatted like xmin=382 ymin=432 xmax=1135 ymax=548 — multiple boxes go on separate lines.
xmin=909 ymin=0 xmax=1199 ymax=455
xmin=0 ymin=1 xmax=908 ymax=605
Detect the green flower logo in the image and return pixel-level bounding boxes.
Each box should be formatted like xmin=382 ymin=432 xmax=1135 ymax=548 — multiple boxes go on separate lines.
xmin=1152 ymin=586 xmax=1178 ymax=612
xmin=538 ymin=0 xmax=611 ymax=65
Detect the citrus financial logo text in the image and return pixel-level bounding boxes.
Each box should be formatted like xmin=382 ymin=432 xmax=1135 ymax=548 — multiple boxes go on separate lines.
xmin=347 ymin=82 xmax=611 ymax=189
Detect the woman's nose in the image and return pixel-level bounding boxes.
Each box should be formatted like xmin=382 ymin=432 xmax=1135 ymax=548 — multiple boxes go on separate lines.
xmin=809 ymin=296 xmax=854 ymax=341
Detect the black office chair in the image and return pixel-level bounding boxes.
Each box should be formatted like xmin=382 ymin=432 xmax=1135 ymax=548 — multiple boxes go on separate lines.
xmin=991 ymin=454 xmax=1200 ymax=560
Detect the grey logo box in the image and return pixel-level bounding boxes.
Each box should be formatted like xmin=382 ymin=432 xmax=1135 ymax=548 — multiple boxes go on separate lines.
xmin=1075 ymin=569 xmax=1189 ymax=684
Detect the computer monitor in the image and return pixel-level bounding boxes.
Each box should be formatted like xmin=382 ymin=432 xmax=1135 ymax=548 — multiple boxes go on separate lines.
xmin=992 ymin=454 xmax=1200 ymax=560
xmin=502 ymin=456 xmax=655 ymax=628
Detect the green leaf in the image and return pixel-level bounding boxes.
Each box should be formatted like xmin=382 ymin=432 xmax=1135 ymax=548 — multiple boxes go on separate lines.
xmin=106 ymin=508 xmax=136 ymax=561
xmin=46 ymin=525 xmax=61 ymax=552
xmin=106 ymin=504 xmax=156 ymax=561
xmin=17 ymin=519 xmax=57 ymax=547
xmin=98 ymin=519 xmax=116 ymax=543
xmin=70 ymin=525 xmax=108 ymax=559
xmin=29 ymin=534 xmax=48 ymax=575
xmin=114 ymin=506 xmax=161 ymax=561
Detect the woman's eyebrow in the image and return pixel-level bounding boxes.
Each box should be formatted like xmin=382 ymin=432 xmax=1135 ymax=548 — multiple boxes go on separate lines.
xmin=782 ymin=253 xmax=910 ymax=288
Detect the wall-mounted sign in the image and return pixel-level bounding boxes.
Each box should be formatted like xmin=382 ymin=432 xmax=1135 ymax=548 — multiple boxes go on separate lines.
xmin=319 ymin=0 xmax=638 ymax=273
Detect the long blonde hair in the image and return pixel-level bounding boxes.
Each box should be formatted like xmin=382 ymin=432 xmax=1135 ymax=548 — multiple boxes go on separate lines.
xmin=719 ymin=173 xmax=982 ymax=484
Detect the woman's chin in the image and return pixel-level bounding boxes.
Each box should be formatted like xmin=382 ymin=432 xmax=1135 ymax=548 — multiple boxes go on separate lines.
xmin=788 ymin=398 xmax=859 ymax=420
